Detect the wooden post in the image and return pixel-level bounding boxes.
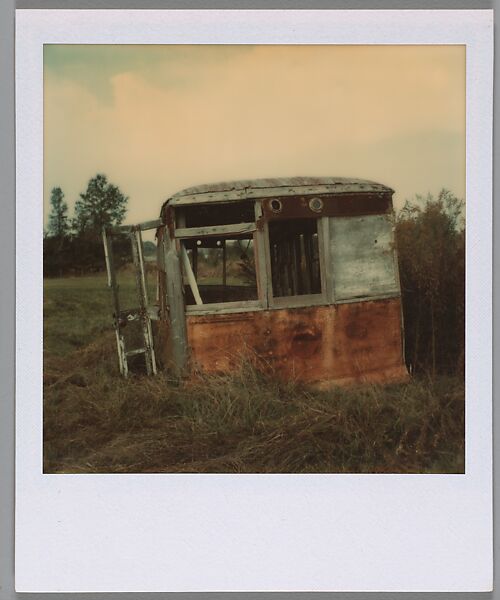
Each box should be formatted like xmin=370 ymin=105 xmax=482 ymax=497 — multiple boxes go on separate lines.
xmin=300 ymin=234 xmax=311 ymax=295
xmin=293 ymin=235 xmax=303 ymax=295
xmin=286 ymin=238 xmax=294 ymax=296
xmin=222 ymin=239 xmax=227 ymax=302
xmin=253 ymin=201 xmax=270 ymax=307
xmin=304 ymin=232 xmax=315 ymax=292
xmin=193 ymin=245 xmax=198 ymax=278
xmin=163 ymin=231 xmax=188 ymax=377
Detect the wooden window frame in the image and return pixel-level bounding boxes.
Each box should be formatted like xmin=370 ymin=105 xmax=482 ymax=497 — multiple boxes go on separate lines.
xmin=175 ymin=203 xmax=266 ymax=314
xmin=174 ymin=202 xmax=403 ymax=316
xmin=263 ymin=215 xmax=330 ymax=310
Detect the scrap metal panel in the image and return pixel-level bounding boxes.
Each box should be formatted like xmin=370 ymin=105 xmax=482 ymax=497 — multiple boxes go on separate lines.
xmin=330 ymin=214 xmax=399 ymax=301
xmin=186 ymin=299 xmax=407 ymax=387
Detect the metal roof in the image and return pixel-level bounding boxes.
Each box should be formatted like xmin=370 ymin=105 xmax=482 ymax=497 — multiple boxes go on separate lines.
xmin=165 ymin=177 xmax=394 ymax=207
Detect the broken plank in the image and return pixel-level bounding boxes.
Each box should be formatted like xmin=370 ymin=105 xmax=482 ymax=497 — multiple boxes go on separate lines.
xmin=174 ymin=222 xmax=256 ymax=239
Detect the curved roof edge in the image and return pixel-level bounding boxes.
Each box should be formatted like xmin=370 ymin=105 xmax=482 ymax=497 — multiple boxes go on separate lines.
xmin=164 ymin=176 xmax=394 ymax=208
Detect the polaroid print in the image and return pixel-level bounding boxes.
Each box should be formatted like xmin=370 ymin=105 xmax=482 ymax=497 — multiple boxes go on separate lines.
xmin=16 ymin=9 xmax=493 ymax=593
xmin=42 ymin=43 xmax=465 ymax=475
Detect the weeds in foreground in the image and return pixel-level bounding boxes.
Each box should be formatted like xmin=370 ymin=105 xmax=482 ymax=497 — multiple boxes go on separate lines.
xmin=44 ymin=334 xmax=464 ymax=474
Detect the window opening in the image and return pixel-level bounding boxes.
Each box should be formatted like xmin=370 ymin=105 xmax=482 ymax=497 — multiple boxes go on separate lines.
xmin=179 ymin=200 xmax=255 ymax=228
xmin=269 ymin=219 xmax=322 ymax=297
xmin=181 ymin=236 xmax=258 ymax=305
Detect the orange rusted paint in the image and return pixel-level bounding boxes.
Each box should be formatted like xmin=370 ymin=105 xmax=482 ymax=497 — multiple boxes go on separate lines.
xmin=185 ymin=298 xmax=408 ymax=388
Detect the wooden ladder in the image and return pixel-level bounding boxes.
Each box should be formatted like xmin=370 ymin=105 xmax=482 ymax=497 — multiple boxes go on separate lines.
xmin=102 ymin=220 xmax=162 ymax=376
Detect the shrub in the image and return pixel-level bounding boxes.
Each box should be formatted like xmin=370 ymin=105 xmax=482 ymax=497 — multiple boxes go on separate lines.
xmin=396 ymin=190 xmax=465 ymax=376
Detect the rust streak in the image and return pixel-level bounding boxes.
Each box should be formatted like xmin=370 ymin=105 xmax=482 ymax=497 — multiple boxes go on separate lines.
xmin=186 ymin=298 xmax=408 ymax=388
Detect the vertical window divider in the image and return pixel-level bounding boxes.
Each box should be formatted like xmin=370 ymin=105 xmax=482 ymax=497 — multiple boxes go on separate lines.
xmin=321 ymin=216 xmax=334 ymax=303
xmin=254 ymin=200 xmax=270 ymax=309
xmin=180 ymin=243 xmax=203 ymax=306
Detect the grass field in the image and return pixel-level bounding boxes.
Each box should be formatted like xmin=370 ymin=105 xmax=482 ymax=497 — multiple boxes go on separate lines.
xmin=43 ymin=273 xmax=465 ymax=474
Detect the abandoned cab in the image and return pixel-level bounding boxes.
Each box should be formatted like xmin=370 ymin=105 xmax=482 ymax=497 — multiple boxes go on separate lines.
xmin=104 ymin=177 xmax=409 ymax=388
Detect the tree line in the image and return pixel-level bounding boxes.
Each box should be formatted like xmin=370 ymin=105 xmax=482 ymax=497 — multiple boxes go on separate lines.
xmin=44 ymin=174 xmax=129 ymax=276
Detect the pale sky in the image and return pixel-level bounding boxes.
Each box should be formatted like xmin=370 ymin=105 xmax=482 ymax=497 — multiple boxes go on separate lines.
xmin=44 ymin=44 xmax=465 ymax=230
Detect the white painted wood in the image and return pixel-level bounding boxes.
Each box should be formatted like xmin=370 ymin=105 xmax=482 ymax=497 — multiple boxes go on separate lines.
xmin=181 ymin=244 xmax=203 ymax=306
xmin=113 ymin=219 xmax=163 ymax=233
xmin=175 ymin=222 xmax=256 ymax=239
xmin=102 ymin=228 xmax=113 ymax=288
xmin=185 ymin=300 xmax=262 ymax=316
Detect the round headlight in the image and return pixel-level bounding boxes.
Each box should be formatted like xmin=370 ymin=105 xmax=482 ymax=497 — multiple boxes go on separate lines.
xmin=309 ymin=197 xmax=324 ymax=213
xmin=269 ymin=198 xmax=283 ymax=213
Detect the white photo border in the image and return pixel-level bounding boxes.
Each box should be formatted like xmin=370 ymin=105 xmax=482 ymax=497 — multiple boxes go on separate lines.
xmin=15 ymin=9 xmax=493 ymax=593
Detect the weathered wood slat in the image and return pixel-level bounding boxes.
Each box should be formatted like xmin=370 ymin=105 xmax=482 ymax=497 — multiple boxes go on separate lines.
xmin=130 ymin=230 xmax=151 ymax=375
xmin=271 ymin=293 xmax=327 ymax=309
xmin=333 ymin=291 xmax=400 ymax=305
xmin=253 ymin=201 xmax=270 ymax=308
xmin=175 ymin=222 xmax=256 ymax=239
xmin=111 ymin=219 xmax=163 ymax=234
xmin=186 ymin=299 xmax=262 ymax=316
xmin=181 ymin=244 xmax=203 ymax=306
xmin=118 ymin=305 xmax=159 ymax=321
xmin=320 ymin=217 xmax=333 ymax=302
xmin=126 ymin=348 xmax=147 ymax=357
xmin=222 ymin=240 xmax=227 ymax=300
xmin=163 ymin=233 xmax=188 ymax=376
xmin=169 ymin=184 xmax=388 ymax=206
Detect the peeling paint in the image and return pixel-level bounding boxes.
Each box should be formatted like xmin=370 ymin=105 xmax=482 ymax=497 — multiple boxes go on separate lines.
xmin=106 ymin=177 xmax=408 ymax=387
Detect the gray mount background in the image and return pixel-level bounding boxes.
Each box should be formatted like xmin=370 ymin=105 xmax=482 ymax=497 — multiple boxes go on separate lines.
xmin=1 ymin=1 xmax=496 ymax=598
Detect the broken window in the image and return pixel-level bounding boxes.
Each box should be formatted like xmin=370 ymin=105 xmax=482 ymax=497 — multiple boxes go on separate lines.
xmin=180 ymin=236 xmax=258 ymax=306
xmin=177 ymin=201 xmax=255 ymax=228
xmin=268 ymin=218 xmax=322 ymax=297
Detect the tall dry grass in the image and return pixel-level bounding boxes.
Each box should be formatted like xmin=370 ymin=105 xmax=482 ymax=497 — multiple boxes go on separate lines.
xmin=44 ymin=333 xmax=464 ymax=474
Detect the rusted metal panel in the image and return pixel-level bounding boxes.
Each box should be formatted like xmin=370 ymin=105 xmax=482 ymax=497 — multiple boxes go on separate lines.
xmin=261 ymin=193 xmax=391 ymax=221
xmin=330 ymin=214 xmax=399 ymax=301
xmin=186 ymin=298 xmax=408 ymax=387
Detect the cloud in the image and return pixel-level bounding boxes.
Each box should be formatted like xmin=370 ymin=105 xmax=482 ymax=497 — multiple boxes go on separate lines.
xmin=44 ymin=45 xmax=465 ymax=227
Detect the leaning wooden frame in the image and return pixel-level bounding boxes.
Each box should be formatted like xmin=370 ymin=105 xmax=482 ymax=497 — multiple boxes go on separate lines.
xmin=103 ymin=177 xmax=409 ymax=388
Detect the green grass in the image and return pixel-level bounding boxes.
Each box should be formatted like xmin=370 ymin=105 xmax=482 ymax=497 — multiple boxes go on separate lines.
xmin=43 ymin=274 xmax=465 ymax=474
xmin=44 ymin=271 xmax=150 ymax=356
xmin=44 ymin=274 xmax=115 ymax=355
